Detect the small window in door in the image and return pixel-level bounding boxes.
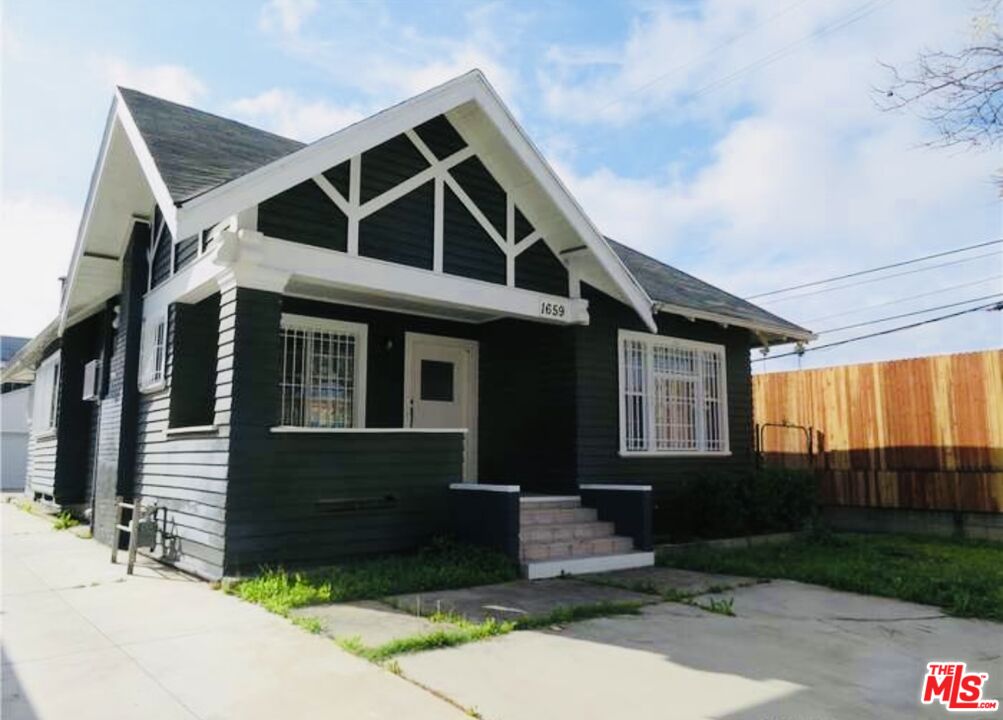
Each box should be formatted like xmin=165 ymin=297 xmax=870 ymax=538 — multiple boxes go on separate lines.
xmin=420 ymin=360 xmax=454 ymax=401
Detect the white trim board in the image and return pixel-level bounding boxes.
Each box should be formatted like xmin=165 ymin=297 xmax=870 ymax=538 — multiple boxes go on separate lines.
xmin=449 ymin=483 xmax=519 ymax=492
xmin=165 ymin=70 xmax=658 ymax=333
xmin=254 ymin=233 xmax=590 ymax=326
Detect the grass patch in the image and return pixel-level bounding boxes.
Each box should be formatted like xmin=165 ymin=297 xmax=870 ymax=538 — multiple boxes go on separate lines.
xmin=659 ymin=532 xmax=1003 ymax=621
xmin=290 ymin=615 xmax=325 ymax=634
xmin=513 ymin=600 xmax=648 ymax=629
xmin=52 ymin=511 xmax=80 ymax=531
xmin=335 ymin=600 xmax=649 ymax=662
xmin=337 ymin=616 xmax=515 ymax=662
xmin=696 ymin=596 xmax=735 ymax=616
xmin=228 ymin=539 xmax=518 ymax=616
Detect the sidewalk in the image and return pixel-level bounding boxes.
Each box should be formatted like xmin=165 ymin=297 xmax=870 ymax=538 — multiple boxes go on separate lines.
xmin=0 ymin=502 xmax=465 ymax=720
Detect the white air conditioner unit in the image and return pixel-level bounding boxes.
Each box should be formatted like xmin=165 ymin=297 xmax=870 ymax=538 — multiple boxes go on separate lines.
xmin=82 ymin=359 xmax=102 ymax=401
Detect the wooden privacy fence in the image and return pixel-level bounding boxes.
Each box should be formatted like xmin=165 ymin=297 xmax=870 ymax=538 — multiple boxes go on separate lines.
xmin=752 ymin=350 xmax=1003 ymax=513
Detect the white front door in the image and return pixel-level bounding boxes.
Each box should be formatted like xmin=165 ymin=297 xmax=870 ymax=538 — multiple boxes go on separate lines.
xmin=404 ymin=333 xmax=478 ymax=481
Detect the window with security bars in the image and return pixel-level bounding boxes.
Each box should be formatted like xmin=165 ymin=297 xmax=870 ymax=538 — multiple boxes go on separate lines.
xmin=618 ymin=331 xmax=728 ymax=455
xmin=279 ymin=315 xmax=368 ymax=428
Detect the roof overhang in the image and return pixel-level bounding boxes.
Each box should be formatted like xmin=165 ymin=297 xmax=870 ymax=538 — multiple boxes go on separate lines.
xmin=59 ymin=98 xmax=155 ymax=334
xmin=0 ymin=319 xmax=59 ymax=383
xmin=654 ymin=301 xmax=816 ymax=345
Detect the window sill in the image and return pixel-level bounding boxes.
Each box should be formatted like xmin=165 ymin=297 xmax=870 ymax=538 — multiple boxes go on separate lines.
xmin=165 ymin=425 xmax=219 ymax=437
xmin=139 ymin=380 xmax=166 ymax=394
xmin=269 ymin=426 xmax=468 ymax=434
xmin=618 ymin=450 xmax=732 ymax=458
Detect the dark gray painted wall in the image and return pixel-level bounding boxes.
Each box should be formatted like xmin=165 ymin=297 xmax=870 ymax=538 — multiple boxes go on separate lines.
xmin=254 ymin=114 xmax=570 ymax=298
xmin=132 ymin=287 xmax=233 ymax=579
xmin=572 ymin=284 xmax=756 ymax=534
xmin=92 ymin=223 xmax=148 ymax=545
xmin=223 ymin=289 xmax=464 ymax=572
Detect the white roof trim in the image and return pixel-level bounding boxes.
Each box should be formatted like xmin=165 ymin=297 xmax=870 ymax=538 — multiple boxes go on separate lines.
xmin=170 ymin=70 xmax=658 ymax=332
xmin=114 ymin=88 xmax=177 ymax=232
xmin=58 ymin=100 xmax=118 ymax=335
xmin=59 ymin=92 xmax=168 ymax=335
xmin=653 ymin=301 xmax=815 ymax=343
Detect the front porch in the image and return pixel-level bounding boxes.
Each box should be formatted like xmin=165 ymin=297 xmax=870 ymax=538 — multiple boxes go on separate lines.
xmin=200 ymin=280 xmax=653 ymax=576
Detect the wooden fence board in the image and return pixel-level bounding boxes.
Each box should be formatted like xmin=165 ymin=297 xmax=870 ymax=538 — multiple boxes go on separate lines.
xmin=753 ymin=350 xmax=1003 ymax=513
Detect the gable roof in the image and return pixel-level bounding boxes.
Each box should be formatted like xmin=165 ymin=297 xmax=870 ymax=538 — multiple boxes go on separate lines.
xmin=114 ymin=70 xmax=660 ymax=333
xmin=607 ymin=239 xmax=811 ymax=340
xmin=117 ymin=88 xmax=304 ymax=204
xmin=64 ymin=70 xmax=811 ymax=344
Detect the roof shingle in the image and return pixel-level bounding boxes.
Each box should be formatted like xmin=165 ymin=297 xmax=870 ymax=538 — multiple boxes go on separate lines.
xmin=607 ymin=238 xmax=810 ymax=338
xmin=118 ymin=87 xmax=304 ymax=204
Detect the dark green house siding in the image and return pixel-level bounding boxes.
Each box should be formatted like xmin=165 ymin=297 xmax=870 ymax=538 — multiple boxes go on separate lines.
xmin=572 ymin=284 xmax=756 ymax=534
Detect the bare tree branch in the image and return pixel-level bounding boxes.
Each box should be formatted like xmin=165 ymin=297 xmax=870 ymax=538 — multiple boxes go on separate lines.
xmin=875 ymin=1 xmax=1003 ymax=149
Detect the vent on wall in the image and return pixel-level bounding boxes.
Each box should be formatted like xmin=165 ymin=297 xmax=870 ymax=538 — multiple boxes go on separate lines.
xmin=82 ymin=359 xmax=102 ymax=401
xmin=315 ymin=495 xmax=397 ymax=514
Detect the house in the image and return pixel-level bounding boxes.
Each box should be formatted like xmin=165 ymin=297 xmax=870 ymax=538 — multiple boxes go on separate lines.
xmin=1 ymin=71 xmax=811 ymax=580
xmin=1 ymin=336 xmax=31 ymax=491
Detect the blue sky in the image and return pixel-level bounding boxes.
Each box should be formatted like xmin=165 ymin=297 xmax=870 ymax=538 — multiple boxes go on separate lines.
xmin=2 ymin=0 xmax=1000 ymax=370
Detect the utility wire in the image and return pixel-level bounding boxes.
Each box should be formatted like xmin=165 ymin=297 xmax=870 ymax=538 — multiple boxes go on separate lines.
xmin=551 ymin=0 xmax=888 ymax=154
xmin=747 ymin=238 xmax=1003 ymax=299
xmin=815 ymin=293 xmax=1003 ymax=334
xmin=587 ymin=0 xmax=814 ymax=122
xmin=752 ymin=301 xmax=1003 ymax=362
xmin=759 ymin=250 xmax=1003 ymax=305
xmin=801 ymin=274 xmax=1003 ymax=323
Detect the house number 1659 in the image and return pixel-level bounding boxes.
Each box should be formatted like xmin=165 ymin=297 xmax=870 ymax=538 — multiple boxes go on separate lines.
xmin=540 ymin=301 xmax=566 ymax=318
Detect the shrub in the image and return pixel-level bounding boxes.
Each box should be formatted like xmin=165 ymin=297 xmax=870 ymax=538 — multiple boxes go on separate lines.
xmin=658 ymin=466 xmax=817 ymax=542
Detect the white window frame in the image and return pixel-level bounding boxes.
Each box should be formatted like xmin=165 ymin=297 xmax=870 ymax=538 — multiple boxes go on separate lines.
xmin=276 ymin=313 xmax=368 ymax=429
xmin=617 ymin=329 xmax=730 ymax=457
xmin=139 ymin=312 xmax=168 ymax=393
xmin=31 ymin=353 xmax=61 ymax=436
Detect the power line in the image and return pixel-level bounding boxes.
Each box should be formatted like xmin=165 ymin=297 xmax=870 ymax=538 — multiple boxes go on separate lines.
xmin=752 ymin=301 xmax=1003 ymax=362
xmin=759 ymin=250 xmax=1003 ymax=305
xmin=801 ymin=274 xmax=1003 ymax=323
xmin=815 ymin=293 xmax=1003 ymax=334
xmin=587 ymin=0 xmax=814 ymax=122
xmin=552 ymin=0 xmax=888 ymax=154
xmin=682 ymin=0 xmax=890 ymax=102
xmin=747 ymin=238 xmax=1003 ymax=299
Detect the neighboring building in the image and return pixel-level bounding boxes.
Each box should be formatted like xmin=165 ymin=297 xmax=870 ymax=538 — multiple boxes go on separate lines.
xmin=0 ymin=72 xmax=811 ymax=579
xmin=1 ymin=336 xmax=31 ymax=491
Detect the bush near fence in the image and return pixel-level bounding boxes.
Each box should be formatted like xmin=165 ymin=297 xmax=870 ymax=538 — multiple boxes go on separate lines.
xmin=658 ymin=467 xmax=817 ymax=543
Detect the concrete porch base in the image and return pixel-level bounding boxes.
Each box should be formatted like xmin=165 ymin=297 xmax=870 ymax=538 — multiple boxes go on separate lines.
xmin=522 ymin=551 xmax=655 ymax=580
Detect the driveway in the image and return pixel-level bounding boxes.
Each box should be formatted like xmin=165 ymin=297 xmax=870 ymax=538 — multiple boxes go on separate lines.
xmin=396 ymin=573 xmax=1003 ymax=720
xmin=4 ymin=501 xmax=1001 ymax=720
xmin=0 ymin=502 xmax=465 ymax=720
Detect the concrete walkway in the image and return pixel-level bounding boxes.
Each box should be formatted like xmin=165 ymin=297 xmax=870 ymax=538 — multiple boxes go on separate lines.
xmin=398 ymin=572 xmax=1003 ymax=720
xmin=0 ymin=502 xmax=465 ymax=720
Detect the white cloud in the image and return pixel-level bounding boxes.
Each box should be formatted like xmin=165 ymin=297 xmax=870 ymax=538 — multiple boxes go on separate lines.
xmin=229 ymin=88 xmax=366 ymax=142
xmin=542 ymin=0 xmax=1002 ymax=370
xmin=259 ymin=0 xmax=318 ymax=36
xmin=256 ymin=1 xmax=523 ymax=111
xmin=0 ymin=195 xmax=79 ymax=337
xmin=102 ymin=57 xmax=206 ymax=104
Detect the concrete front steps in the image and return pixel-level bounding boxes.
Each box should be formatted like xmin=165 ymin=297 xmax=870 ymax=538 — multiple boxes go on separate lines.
xmin=519 ymin=496 xmax=654 ymax=580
